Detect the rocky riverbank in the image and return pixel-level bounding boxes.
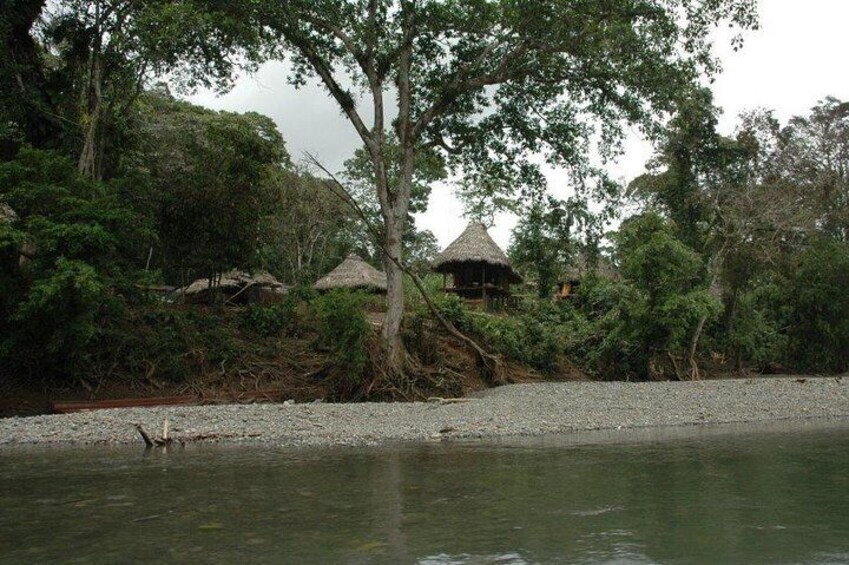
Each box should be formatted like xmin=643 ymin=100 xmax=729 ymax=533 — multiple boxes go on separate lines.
xmin=1 ymin=376 xmax=847 ymax=447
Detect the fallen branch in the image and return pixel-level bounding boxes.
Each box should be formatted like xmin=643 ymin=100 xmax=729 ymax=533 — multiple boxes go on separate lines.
xmin=134 ymin=423 xmax=154 ymax=448
xmin=427 ymin=397 xmax=476 ymax=405
xmin=135 ymin=418 xmax=176 ymax=448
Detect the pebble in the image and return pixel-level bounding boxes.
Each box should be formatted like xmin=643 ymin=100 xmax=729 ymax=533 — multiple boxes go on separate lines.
xmin=0 ymin=377 xmax=847 ymax=448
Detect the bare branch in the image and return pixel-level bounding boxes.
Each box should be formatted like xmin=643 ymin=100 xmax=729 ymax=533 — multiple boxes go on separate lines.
xmin=300 ymin=13 xmax=366 ymax=70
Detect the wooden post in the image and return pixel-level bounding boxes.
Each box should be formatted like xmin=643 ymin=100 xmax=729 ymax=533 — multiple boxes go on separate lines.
xmin=482 ymin=264 xmax=487 ymax=309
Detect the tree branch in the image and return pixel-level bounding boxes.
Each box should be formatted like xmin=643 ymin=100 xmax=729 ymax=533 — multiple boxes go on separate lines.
xmin=412 ymin=39 xmax=529 ymax=139
xmin=287 ymin=33 xmax=375 ymax=153
xmin=305 ymin=153 xmax=504 ymax=384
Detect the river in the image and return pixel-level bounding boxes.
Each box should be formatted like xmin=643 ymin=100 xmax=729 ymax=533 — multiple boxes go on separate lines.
xmin=1 ymin=421 xmax=848 ymax=563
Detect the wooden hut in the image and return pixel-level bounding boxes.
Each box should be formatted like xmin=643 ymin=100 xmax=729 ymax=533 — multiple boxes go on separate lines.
xmin=314 ymin=254 xmax=387 ymax=293
xmin=557 ymin=269 xmax=581 ymax=299
xmin=432 ymin=223 xmax=522 ymax=307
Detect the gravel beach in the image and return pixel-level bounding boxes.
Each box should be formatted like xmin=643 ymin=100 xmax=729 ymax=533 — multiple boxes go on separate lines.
xmin=1 ymin=376 xmax=847 ymax=447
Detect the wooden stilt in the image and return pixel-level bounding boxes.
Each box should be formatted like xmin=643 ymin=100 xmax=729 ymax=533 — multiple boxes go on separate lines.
xmin=482 ymin=264 xmax=487 ymax=308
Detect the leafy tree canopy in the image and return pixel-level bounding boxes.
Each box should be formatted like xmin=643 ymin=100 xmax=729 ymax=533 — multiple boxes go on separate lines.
xmin=121 ymin=89 xmax=289 ymax=284
xmin=249 ymin=0 xmax=758 ymax=370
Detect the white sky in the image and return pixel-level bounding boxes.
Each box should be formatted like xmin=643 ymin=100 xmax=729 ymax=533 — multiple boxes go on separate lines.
xmin=189 ymin=1 xmax=849 ymax=250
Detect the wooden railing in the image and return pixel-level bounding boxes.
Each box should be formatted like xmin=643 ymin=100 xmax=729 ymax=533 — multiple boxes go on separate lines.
xmin=443 ymin=287 xmax=524 ymax=312
xmin=485 ymin=294 xmax=522 ymax=312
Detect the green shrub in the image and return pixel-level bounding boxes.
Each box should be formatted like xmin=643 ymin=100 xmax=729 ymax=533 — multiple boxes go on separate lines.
xmin=91 ymin=306 xmax=195 ymax=383
xmin=0 ymin=148 xmax=153 ymax=379
xmin=242 ymin=298 xmax=300 ymax=338
xmin=313 ymin=290 xmax=372 ymax=382
xmin=598 ymin=212 xmax=721 ymax=379
xmin=403 ymin=272 xmax=444 ymax=308
xmin=433 ymin=292 xmax=471 ymax=331
xmin=725 ymin=276 xmax=789 ymax=368
xmin=472 ymin=311 xmax=562 ymax=373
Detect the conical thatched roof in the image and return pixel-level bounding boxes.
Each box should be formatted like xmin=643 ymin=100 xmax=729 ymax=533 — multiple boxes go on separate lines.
xmin=314 ymin=254 xmax=387 ymax=292
xmin=432 ymin=223 xmax=522 ymax=282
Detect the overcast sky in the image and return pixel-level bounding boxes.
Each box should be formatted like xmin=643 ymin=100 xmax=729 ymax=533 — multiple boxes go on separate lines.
xmin=189 ymin=1 xmax=849 ymax=250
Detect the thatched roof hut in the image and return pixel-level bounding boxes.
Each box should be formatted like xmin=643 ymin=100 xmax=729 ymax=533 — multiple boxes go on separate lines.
xmin=176 ymin=270 xmax=289 ymax=304
xmin=432 ymin=223 xmax=522 ymax=289
xmin=561 ymin=254 xmax=619 ymax=282
xmin=557 ymin=254 xmax=619 ymax=298
xmin=314 ymin=254 xmax=387 ymax=293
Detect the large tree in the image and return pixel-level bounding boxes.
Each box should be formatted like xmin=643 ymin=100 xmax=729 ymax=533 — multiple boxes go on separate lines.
xmin=258 ymin=167 xmax=367 ymax=285
xmin=122 ymin=90 xmax=289 ymax=285
xmin=777 ymin=97 xmax=849 ymax=242
xmin=0 ymin=0 xmax=63 ymax=156
xmin=509 ymin=198 xmax=577 ymax=298
xmin=257 ymin=0 xmax=758 ymax=374
xmin=341 ymin=134 xmax=444 ymax=273
xmin=15 ymin=0 xmax=270 ymax=180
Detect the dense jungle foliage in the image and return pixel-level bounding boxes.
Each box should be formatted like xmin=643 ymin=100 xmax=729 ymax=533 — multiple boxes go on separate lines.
xmin=505 ymin=92 xmax=849 ymax=380
xmin=0 ymin=1 xmax=846 ymax=403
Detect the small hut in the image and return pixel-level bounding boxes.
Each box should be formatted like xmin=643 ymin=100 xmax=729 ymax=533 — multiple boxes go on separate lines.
xmin=314 ymin=254 xmax=387 ymax=293
xmin=557 ymin=255 xmax=619 ymax=299
xmin=557 ymin=267 xmax=581 ymax=299
xmin=176 ymin=270 xmax=289 ymax=305
xmin=432 ymin=223 xmax=522 ymax=305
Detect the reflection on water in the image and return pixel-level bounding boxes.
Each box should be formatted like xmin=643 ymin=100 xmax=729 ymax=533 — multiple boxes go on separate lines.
xmin=1 ymin=422 xmax=849 ymax=564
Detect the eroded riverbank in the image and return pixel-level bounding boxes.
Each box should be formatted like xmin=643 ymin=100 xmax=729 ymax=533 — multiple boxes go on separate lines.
xmin=1 ymin=376 xmax=847 ymax=447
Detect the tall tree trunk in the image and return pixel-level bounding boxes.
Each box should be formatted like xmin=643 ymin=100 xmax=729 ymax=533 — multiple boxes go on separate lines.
xmin=78 ymin=53 xmax=103 ymax=180
xmin=378 ymin=5 xmax=416 ymax=376
xmin=382 ymin=214 xmax=406 ymax=374
xmin=2 ymin=0 xmax=62 ymax=151
xmin=688 ymin=245 xmax=727 ymax=379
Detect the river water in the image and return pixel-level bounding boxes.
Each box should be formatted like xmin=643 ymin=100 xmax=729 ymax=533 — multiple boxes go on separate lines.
xmin=1 ymin=422 xmax=848 ymax=564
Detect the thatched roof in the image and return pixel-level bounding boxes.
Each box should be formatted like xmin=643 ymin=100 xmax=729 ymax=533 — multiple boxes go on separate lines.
xmin=561 ymin=254 xmax=619 ymax=282
xmin=314 ymin=254 xmax=387 ymax=292
xmin=432 ymin=223 xmax=522 ymax=282
xmin=179 ymin=270 xmax=288 ymax=296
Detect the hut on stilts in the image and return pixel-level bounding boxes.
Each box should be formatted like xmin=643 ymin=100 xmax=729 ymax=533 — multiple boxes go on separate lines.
xmin=432 ymin=223 xmax=522 ymax=310
xmin=314 ymin=254 xmax=387 ymax=293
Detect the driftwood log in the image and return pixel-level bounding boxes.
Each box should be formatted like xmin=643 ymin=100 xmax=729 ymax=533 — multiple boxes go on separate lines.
xmin=135 ymin=418 xmax=178 ymax=448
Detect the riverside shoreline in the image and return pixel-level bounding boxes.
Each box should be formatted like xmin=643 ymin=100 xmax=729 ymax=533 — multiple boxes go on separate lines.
xmin=1 ymin=376 xmax=847 ymax=448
